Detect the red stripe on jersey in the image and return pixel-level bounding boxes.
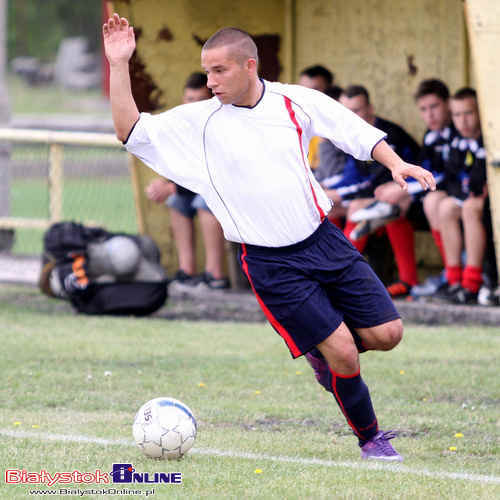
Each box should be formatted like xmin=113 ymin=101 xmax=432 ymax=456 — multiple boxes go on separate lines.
xmin=283 ymin=96 xmax=326 ymax=221
xmin=240 ymin=244 xmax=302 ymax=358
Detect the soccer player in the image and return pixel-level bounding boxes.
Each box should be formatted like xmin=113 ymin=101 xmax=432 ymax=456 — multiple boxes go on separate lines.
xmin=411 ymin=79 xmax=457 ymax=297
xmin=103 ymin=14 xmax=435 ymax=461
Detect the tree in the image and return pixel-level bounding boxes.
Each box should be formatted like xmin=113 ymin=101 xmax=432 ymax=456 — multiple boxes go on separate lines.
xmin=7 ymin=0 xmax=101 ymax=61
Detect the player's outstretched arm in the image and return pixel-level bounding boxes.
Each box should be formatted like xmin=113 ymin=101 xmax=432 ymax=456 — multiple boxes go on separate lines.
xmin=372 ymin=140 xmax=436 ymax=192
xmin=103 ymin=13 xmax=140 ymax=142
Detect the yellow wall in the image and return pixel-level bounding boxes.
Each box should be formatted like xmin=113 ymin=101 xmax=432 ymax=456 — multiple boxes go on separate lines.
xmin=116 ymin=0 xmax=285 ymax=111
xmin=293 ymin=0 xmax=468 ymax=141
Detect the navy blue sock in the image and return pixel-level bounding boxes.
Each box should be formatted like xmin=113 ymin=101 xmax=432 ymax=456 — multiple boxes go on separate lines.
xmin=330 ymin=369 xmax=378 ymax=445
xmin=305 ymin=349 xmax=378 ymax=445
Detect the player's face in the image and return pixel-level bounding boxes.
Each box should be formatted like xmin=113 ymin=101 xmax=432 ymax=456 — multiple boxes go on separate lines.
xmin=202 ymin=46 xmax=253 ymax=105
xmin=183 ymin=87 xmax=212 ymax=104
xmin=417 ymin=94 xmax=450 ymax=131
xmin=450 ymin=97 xmax=481 ymax=139
xmin=298 ymin=75 xmax=328 ymax=93
xmin=339 ymin=94 xmax=375 ymax=124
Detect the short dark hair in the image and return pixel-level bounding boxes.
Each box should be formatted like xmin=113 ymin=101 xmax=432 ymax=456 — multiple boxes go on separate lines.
xmin=202 ymin=27 xmax=258 ymax=64
xmin=452 ymin=87 xmax=477 ymax=101
xmin=342 ymin=84 xmax=370 ymax=104
xmin=414 ymin=79 xmax=449 ymax=101
xmin=324 ymin=85 xmax=343 ymax=101
xmin=184 ymin=72 xmax=208 ymax=90
xmin=300 ymin=65 xmax=334 ymax=86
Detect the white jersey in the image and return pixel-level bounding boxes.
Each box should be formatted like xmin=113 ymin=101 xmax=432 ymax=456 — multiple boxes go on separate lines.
xmin=125 ymin=81 xmax=386 ymax=247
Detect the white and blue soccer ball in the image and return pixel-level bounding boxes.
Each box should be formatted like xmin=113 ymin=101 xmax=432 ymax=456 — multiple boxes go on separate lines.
xmin=133 ymin=397 xmax=197 ymax=460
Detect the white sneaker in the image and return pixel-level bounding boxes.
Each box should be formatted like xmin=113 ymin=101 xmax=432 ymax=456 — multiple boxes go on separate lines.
xmin=350 ymin=201 xmax=400 ymax=223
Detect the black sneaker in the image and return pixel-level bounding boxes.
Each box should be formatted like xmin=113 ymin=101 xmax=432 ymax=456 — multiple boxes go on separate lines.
xmin=432 ymin=283 xmax=462 ymax=302
xmin=198 ymin=272 xmax=230 ymax=290
xmin=453 ymin=286 xmax=478 ymax=305
xmin=170 ymin=270 xmax=203 ymax=292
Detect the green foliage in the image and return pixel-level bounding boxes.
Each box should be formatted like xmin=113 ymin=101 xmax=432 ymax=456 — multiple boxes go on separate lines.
xmin=7 ymin=0 xmax=101 ymax=62
xmin=0 ymin=286 xmax=499 ymax=499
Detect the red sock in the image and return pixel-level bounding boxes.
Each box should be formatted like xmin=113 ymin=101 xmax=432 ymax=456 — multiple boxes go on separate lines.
xmin=344 ymin=221 xmax=368 ymax=252
xmin=328 ymin=216 xmax=344 ymax=229
xmin=446 ymin=266 xmax=462 ymax=285
xmin=462 ymin=266 xmax=482 ymax=293
xmin=431 ymin=229 xmax=446 ymax=266
xmin=385 ymin=217 xmax=418 ymax=286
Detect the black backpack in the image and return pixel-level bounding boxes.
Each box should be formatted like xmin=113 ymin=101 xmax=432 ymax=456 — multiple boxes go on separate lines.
xmin=39 ymin=222 xmax=168 ymax=316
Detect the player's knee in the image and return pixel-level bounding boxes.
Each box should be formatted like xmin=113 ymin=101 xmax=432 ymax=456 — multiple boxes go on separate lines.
xmin=462 ymin=196 xmax=483 ymax=220
xmin=337 ymin=343 xmax=359 ymax=370
xmin=317 ymin=330 xmax=359 ymax=373
xmin=438 ymin=197 xmax=458 ymax=221
xmin=379 ymin=319 xmax=403 ymax=351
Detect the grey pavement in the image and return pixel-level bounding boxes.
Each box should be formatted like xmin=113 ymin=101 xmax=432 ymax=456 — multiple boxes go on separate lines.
xmin=1 ymin=253 xmax=500 ymax=326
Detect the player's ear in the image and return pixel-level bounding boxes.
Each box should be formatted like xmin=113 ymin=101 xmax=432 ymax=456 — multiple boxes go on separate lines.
xmin=247 ymin=58 xmax=258 ymax=73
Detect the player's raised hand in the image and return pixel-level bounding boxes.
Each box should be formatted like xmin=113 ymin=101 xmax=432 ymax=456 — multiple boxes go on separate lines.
xmin=392 ymin=162 xmax=436 ymax=192
xmin=103 ymin=13 xmax=136 ymax=65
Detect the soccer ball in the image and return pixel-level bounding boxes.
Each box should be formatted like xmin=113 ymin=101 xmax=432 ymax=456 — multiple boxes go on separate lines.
xmin=132 ymin=397 xmax=197 ymax=460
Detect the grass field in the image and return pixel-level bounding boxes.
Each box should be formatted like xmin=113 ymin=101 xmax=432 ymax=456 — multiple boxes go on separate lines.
xmin=7 ymin=74 xmax=110 ymax=116
xmin=0 ymin=284 xmax=499 ymax=499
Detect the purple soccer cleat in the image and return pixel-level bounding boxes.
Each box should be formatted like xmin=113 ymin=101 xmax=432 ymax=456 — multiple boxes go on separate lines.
xmin=361 ymin=430 xmax=403 ymax=462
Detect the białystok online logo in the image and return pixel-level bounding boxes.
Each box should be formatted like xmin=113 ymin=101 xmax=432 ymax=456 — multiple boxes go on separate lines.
xmin=5 ymin=464 xmax=182 ymax=485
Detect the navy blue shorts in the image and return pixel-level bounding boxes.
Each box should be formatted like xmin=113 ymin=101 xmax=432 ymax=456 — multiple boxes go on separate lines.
xmin=239 ymin=220 xmax=400 ymax=358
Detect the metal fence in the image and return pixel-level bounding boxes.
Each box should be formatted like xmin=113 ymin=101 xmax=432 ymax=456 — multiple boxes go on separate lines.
xmin=0 ymin=128 xmax=137 ymax=255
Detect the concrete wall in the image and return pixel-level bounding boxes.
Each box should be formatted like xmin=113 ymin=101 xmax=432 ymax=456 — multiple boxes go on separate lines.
xmin=293 ymin=0 xmax=468 ymax=141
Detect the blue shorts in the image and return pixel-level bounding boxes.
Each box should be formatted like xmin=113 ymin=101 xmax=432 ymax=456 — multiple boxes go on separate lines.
xmin=166 ymin=192 xmax=211 ymax=218
xmin=239 ymin=220 xmax=400 ymax=358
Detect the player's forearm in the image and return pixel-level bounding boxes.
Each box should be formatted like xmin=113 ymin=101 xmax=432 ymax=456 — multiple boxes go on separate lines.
xmin=372 ymin=140 xmax=404 ymax=172
xmin=109 ymin=62 xmax=140 ymax=142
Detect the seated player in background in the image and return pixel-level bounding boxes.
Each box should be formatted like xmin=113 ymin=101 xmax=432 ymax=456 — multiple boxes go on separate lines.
xmin=298 ymin=64 xmax=334 ymax=93
xmin=335 ymin=85 xmax=421 ymax=297
xmin=436 ymin=88 xmax=488 ymax=304
xmin=145 ymin=72 xmax=229 ymax=291
xmin=360 ymin=79 xmax=456 ymax=298
xmin=298 ymin=65 xmax=335 ymax=169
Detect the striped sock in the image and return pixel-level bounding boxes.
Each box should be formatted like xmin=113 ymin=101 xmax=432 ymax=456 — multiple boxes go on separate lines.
xmin=304 ymin=350 xmax=378 ymax=444
xmin=330 ymin=368 xmax=379 ymax=445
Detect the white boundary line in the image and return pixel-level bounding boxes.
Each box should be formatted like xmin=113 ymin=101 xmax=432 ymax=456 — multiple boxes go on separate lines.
xmin=1 ymin=429 xmax=499 ymax=485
